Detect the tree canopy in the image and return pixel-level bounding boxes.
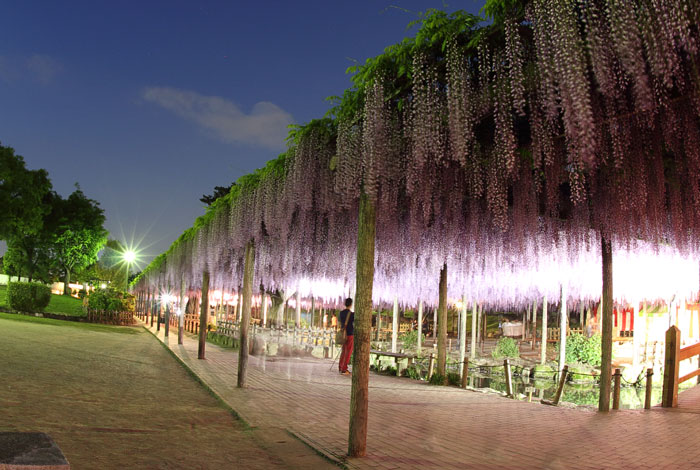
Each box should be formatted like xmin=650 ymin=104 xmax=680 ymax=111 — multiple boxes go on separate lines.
xmin=134 ymin=2 xmax=700 ymax=309
xmin=200 ymin=183 xmax=236 ymax=206
xmin=0 ymin=144 xmax=52 ymax=242
xmin=1 ymin=143 xmax=109 ymax=289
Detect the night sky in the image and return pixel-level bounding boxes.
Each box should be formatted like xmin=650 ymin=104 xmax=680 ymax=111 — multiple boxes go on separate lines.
xmin=1 ymin=1 xmax=483 ymax=268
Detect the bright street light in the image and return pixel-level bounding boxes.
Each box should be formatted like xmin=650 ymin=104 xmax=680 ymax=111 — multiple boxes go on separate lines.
xmin=123 ymin=249 xmax=137 ymax=292
xmin=123 ymin=250 xmax=136 ymax=263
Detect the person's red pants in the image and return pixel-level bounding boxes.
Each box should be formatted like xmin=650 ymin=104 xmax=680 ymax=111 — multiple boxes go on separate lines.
xmin=339 ymin=335 xmax=354 ymax=373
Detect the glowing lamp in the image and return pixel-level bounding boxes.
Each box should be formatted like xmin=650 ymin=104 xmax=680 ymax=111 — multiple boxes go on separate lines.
xmin=123 ymin=250 xmax=136 ymax=263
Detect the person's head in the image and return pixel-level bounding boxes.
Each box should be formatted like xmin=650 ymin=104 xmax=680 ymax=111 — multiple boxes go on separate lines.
xmin=345 ymin=298 xmax=353 ymax=308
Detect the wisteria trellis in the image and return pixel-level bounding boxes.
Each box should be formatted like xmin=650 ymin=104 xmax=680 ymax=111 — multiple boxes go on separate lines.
xmin=134 ymin=1 xmax=700 ymax=310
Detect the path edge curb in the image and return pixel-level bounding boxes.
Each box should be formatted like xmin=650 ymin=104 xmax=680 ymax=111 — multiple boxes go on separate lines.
xmin=142 ymin=324 xmax=348 ymax=469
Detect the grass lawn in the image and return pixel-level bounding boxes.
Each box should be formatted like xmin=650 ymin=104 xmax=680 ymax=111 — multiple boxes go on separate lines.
xmin=0 ymin=284 xmax=85 ymax=316
xmin=0 ymin=317 xmax=291 ymax=469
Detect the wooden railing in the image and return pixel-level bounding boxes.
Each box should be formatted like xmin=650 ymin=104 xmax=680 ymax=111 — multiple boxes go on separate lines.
xmin=216 ymin=321 xmax=337 ymax=348
xmin=662 ymin=325 xmax=700 ymax=408
xmin=86 ymin=309 xmax=135 ymax=325
xmin=546 ymin=327 xmax=583 ymax=342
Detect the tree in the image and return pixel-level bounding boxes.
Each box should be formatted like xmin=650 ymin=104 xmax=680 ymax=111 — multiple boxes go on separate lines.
xmin=0 ymin=144 xmax=52 ymax=242
xmin=3 ymin=236 xmax=52 ymax=282
xmin=50 ymin=188 xmax=108 ymax=295
xmin=200 ymin=183 xmax=235 ymax=206
xmin=54 ymin=228 xmax=107 ymax=294
xmin=4 ymin=190 xmax=63 ymax=283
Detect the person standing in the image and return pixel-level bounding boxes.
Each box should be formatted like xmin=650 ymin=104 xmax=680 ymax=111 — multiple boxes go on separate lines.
xmin=338 ymin=298 xmax=354 ymax=375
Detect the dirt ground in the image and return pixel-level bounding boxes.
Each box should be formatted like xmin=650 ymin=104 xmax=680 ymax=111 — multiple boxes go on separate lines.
xmin=0 ymin=315 xmax=336 ymax=469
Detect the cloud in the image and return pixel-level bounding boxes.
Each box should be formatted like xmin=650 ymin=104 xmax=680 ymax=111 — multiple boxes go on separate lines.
xmin=25 ymin=54 xmax=63 ymax=85
xmin=142 ymin=86 xmax=293 ymax=150
xmin=0 ymin=54 xmax=62 ymax=85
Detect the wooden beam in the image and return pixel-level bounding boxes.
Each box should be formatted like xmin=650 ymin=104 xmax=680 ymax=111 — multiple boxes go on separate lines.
xmin=680 ymin=341 xmax=700 ymax=361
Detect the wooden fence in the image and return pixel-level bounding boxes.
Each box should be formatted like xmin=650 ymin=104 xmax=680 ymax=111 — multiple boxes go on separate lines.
xmin=216 ymin=320 xmax=337 ymax=347
xmin=662 ymin=325 xmax=700 ymax=407
xmin=86 ymin=309 xmax=135 ymax=325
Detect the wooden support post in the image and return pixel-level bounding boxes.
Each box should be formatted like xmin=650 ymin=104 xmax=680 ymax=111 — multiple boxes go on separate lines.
xmin=480 ymin=304 xmax=486 ymax=354
xmin=348 ymin=191 xmax=376 ymax=458
xmin=437 ymin=264 xmax=448 ymax=380
xmin=198 ymin=271 xmax=209 ymax=360
xmin=540 ymin=295 xmax=548 ymax=365
xmin=295 ymin=290 xmax=301 ymax=328
xmin=433 ymin=307 xmax=437 ymax=340
xmin=311 ymin=296 xmax=315 ymax=328
xmin=613 ymin=368 xmax=621 ymax=410
xmin=470 ymin=300 xmax=477 ymax=359
xmin=392 ymin=296 xmax=399 ymax=353
xmin=632 ymin=302 xmax=640 ymax=367
xmin=459 ymin=296 xmax=467 ymax=374
xmin=504 ymin=359 xmax=513 ymax=398
xmin=532 ymin=299 xmax=537 ymax=350
xmin=164 ymin=298 xmax=170 ymax=339
xmin=476 ymin=304 xmax=481 ymax=346
xmin=428 ymin=353 xmax=435 ymax=380
xmin=417 ymin=300 xmax=423 ymax=354
xmin=151 ymin=291 xmax=157 ymax=327
xmin=262 ymin=292 xmax=268 ymax=328
xmin=522 ymin=304 xmax=529 ymax=343
xmin=236 ymin=287 xmax=242 ymax=323
xmin=461 ymin=359 xmax=469 ymax=388
xmin=599 ymin=235 xmax=613 ymax=412
xmin=238 ymin=240 xmax=255 ymax=388
xmin=645 ymin=368 xmax=654 ymax=410
xmin=662 ymin=325 xmax=681 ymax=408
xmin=156 ymin=286 xmax=162 ymax=332
xmin=579 ymin=301 xmax=584 ymax=329
xmin=558 ymin=283 xmax=567 ymax=376
xmin=178 ymin=277 xmax=185 ymax=345
xmin=554 ymin=365 xmax=568 ymax=405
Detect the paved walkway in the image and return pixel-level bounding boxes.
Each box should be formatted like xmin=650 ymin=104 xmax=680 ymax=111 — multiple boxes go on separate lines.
xmin=146 ymin=323 xmax=700 ymax=470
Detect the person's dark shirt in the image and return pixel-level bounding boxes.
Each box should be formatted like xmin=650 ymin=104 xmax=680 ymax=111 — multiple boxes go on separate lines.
xmin=339 ymin=309 xmax=354 ymax=336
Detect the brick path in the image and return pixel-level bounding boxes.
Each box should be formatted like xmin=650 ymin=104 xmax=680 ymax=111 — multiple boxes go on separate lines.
xmin=146 ymin=324 xmax=700 ymax=470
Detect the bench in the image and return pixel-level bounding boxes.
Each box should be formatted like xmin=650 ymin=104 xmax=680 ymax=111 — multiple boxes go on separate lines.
xmin=370 ymin=349 xmax=417 ymax=375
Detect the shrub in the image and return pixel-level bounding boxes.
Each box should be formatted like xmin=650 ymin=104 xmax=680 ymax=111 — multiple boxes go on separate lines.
xmin=403 ymin=365 xmax=422 ymax=380
xmin=492 ymin=337 xmax=519 ymax=359
xmin=429 ymin=372 xmax=447 ymax=385
xmin=447 ymin=372 xmax=461 ymax=386
xmin=88 ymin=287 xmax=134 ymax=313
xmin=560 ymin=333 xmax=602 ymax=366
xmin=7 ymin=282 xmax=51 ymax=313
xmin=399 ymin=329 xmax=425 ymax=349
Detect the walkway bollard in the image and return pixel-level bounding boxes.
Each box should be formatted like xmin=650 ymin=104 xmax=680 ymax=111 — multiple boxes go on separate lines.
xmin=504 ymin=359 xmax=514 ymax=398
xmin=461 ymin=359 xmax=469 ymax=389
xmin=428 ymin=353 xmax=435 ymax=380
xmin=542 ymin=365 xmax=568 ymax=406
xmin=645 ymin=368 xmax=654 ymax=410
xmin=613 ymin=368 xmax=621 ymax=410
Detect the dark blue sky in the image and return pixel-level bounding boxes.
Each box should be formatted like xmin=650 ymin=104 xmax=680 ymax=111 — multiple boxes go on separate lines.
xmin=1 ymin=1 xmax=483 ymax=267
